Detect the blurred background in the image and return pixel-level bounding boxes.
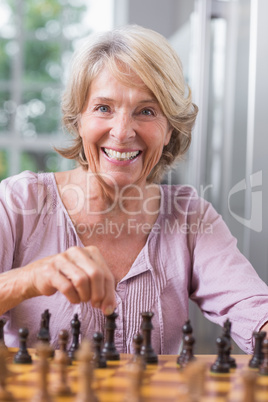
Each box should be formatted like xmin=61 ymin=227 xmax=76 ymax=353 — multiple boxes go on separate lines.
xmin=0 ymin=0 xmax=267 ymax=353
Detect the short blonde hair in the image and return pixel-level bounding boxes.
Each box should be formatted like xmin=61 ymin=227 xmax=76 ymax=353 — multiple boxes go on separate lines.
xmin=58 ymin=25 xmax=198 ymax=182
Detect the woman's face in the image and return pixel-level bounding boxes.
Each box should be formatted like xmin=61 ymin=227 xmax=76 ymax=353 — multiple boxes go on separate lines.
xmin=78 ymin=67 xmax=172 ymax=190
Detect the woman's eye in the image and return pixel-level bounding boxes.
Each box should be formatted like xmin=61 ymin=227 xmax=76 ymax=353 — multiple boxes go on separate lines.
xmin=97 ymin=105 xmax=109 ymax=113
xmin=141 ymin=108 xmax=154 ymax=116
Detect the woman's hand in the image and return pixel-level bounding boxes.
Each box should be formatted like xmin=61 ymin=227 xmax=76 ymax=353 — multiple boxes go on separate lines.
xmin=0 ymin=246 xmax=116 ymax=316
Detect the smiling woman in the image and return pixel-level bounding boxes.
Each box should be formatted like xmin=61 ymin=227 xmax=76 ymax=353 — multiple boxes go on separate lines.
xmin=58 ymin=25 xmax=197 ymax=183
xmin=0 ymin=24 xmax=268 ymax=355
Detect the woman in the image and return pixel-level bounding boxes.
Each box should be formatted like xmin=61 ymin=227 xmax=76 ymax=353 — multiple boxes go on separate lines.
xmin=0 ymin=25 xmax=268 ymax=354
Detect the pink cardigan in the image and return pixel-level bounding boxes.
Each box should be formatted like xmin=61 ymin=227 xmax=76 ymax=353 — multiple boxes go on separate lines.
xmin=1 ymin=171 xmax=268 ymax=354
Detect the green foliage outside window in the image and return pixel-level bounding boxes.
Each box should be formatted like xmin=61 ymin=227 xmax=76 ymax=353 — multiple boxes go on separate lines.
xmin=0 ymin=0 xmax=91 ymax=179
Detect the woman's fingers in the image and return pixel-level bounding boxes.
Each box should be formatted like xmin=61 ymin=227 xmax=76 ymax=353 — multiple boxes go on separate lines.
xmin=30 ymin=246 xmax=116 ymax=314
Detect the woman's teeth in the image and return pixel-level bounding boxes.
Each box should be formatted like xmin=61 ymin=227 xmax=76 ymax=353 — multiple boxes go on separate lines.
xmin=103 ymin=148 xmax=140 ymax=161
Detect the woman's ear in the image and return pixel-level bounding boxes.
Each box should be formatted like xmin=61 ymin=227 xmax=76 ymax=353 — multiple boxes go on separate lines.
xmin=164 ymin=126 xmax=173 ymax=146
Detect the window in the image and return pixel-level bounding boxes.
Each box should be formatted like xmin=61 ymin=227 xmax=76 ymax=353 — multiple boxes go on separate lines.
xmin=0 ymin=0 xmax=114 ymax=180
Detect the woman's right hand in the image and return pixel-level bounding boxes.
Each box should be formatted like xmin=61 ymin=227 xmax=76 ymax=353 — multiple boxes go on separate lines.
xmin=1 ymin=246 xmax=116 ymax=316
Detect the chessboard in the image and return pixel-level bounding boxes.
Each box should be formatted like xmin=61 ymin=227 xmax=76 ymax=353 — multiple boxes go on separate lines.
xmin=3 ymin=349 xmax=268 ymax=402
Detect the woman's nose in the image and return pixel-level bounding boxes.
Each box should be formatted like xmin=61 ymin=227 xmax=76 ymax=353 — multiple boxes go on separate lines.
xmin=109 ymin=113 xmax=135 ymax=142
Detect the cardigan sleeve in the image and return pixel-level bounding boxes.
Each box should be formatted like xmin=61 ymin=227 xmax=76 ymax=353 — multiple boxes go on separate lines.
xmin=189 ymin=197 xmax=268 ymax=354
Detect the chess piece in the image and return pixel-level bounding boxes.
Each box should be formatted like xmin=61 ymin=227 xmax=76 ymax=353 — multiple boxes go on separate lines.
xmin=132 ymin=333 xmax=146 ymax=368
xmin=140 ymin=312 xmax=158 ymax=364
xmin=68 ymin=314 xmax=81 ymax=361
xmin=14 ymin=327 xmax=32 ymax=364
xmin=92 ymin=332 xmax=106 ymax=368
xmin=177 ymin=319 xmax=193 ymax=366
xmin=102 ymin=312 xmax=120 ymax=361
xmin=210 ymin=337 xmax=230 ymax=373
xmin=37 ymin=309 xmax=54 ymax=358
xmin=31 ymin=342 xmax=53 ymax=402
xmin=241 ymin=370 xmax=258 ymax=402
xmin=249 ymin=331 xmax=266 ymax=369
xmin=259 ymin=338 xmax=268 ymax=375
xmin=183 ymin=360 xmax=207 ymax=402
xmin=222 ymin=319 xmax=236 ymax=369
xmin=124 ymin=357 xmax=144 ymax=402
xmin=0 ymin=319 xmax=7 ymax=349
xmin=180 ymin=334 xmax=196 ymax=368
xmin=0 ymin=344 xmax=13 ymax=401
xmin=58 ymin=329 xmax=72 ymax=366
xmin=75 ymin=340 xmax=98 ymax=402
xmin=52 ymin=349 xmax=72 ymax=396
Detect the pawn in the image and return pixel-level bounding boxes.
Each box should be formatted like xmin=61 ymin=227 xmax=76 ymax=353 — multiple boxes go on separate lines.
xmin=249 ymin=331 xmax=266 ymax=369
xmin=0 ymin=344 xmax=14 ymax=401
xmin=133 ymin=333 xmax=143 ymax=359
xmin=31 ymin=342 xmax=53 ymax=402
xmin=75 ymin=340 xmax=98 ymax=402
xmin=210 ymin=337 xmax=230 ymax=374
xmin=68 ymin=314 xmax=81 ymax=361
xmin=132 ymin=333 xmax=146 ymax=368
xmin=259 ymin=338 xmax=268 ymax=375
xmin=241 ymin=370 xmax=258 ymax=402
xmin=124 ymin=357 xmax=144 ymax=402
xmin=53 ymin=349 xmax=72 ymax=397
xmin=92 ymin=332 xmax=106 ymax=369
xmin=14 ymin=327 xmax=32 ymax=364
xmin=58 ymin=329 xmax=72 ymax=366
xmin=183 ymin=360 xmax=207 ymax=401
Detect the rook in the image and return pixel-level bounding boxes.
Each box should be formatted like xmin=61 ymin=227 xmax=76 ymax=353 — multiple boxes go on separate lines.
xmin=140 ymin=312 xmax=158 ymax=364
xmin=102 ymin=312 xmax=120 ymax=361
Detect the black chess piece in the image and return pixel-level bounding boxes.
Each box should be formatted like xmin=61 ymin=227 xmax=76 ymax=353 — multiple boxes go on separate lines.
xmin=102 ymin=312 xmax=120 ymax=361
xmin=37 ymin=309 xmax=51 ymax=343
xmin=0 ymin=318 xmax=7 ymax=349
xmin=68 ymin=313 xmax=81 ymax=361
xmin=249 ymin=331 xmax=266 ymax=369
xmin=259 ymin=339 xmax=268 ymax=376
xmin=180 ymin=334 xmax=196 ymax=368
xmin=177 ymin=319 xmax=193 ymax=366
xmin=222 ymin=318 xmax=237 ymax=369
xmin=14 ymin=327 xmax=32 ymax=364
xmin=140 ymin=312 xmax=158 ymax=364
xmin=133 ymin=333 xmax=143 ymax=357
xmin=93 ymin=332 xmax=107 ymax=368
xmin=210 ymin=337 xmax=230 ymax=373
xmin=37 ymin=309 xmax=54 ymax=358
xmin=133 ymin=333 xmax=146 ymax=368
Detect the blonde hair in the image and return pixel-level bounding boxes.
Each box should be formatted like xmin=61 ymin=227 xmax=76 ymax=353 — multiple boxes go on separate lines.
xmin=58 ymin=25 xmax=198 ymax=182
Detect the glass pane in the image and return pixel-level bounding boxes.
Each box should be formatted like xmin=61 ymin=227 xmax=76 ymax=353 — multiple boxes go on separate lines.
xmin=0 ymin=39 xmax=13 ymax=80
xmin=24 ymin=0 xmax=62 ymax=31
xmin=17 ymin=88 xmax=61 ymax=137
xmin=24 ymin=40 xmax=61 ymax=84
xmin=0 ymin=0 xmax=16 ymax=39
xmin=20 ymin=151 xmax=62 ymax=172
xmin=0 ymin=91 xmax=13 ymax=133
xmin=0 ymin=149 xmax=9 ymax=180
